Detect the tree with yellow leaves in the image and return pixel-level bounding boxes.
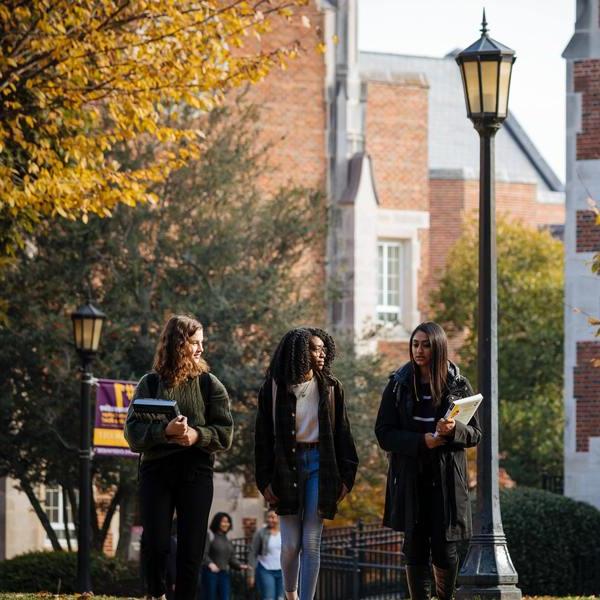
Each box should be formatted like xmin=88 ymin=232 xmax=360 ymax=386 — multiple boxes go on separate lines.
xmin=0 ymin=0 xmax=308 ymax=258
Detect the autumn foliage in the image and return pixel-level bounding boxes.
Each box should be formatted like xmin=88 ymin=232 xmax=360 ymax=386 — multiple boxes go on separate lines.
xmin=0 ymin=0 xmax=308 ymax=257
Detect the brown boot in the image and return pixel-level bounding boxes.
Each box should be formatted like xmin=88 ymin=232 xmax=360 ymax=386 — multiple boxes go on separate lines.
xmin=406 ymin=565 xmax=431 ymax=600
xmin=432 ymin=563 xmax=458 ymax=600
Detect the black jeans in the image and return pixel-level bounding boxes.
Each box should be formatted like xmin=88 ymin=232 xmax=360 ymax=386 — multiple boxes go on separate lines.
xmin=403 ymin=473 xmax=458 ymax=569
xmin=140 ymin=450 xmax=214 ymax=600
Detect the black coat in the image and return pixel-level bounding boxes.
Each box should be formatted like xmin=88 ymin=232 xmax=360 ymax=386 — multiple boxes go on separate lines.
xmin=254 ymin=374 xmax=359 ymax=520
xmin=375 ymin=361 xmax=482 ymax=541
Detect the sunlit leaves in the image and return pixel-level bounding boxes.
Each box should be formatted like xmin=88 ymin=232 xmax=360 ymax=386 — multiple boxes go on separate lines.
xmin=0 ymin=0 xmax=310 ymax=255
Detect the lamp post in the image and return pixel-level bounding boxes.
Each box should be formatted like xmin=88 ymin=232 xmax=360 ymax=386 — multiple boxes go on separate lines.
xmin=455 ymin=12 xmax=521 ymax=600
xmin=71 ymin=302 xmax=105 ymax=593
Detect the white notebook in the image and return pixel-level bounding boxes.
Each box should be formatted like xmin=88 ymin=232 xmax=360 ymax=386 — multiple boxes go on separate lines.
xmin=444 ymin=393 xmax=483 ymax=424
xmin=433 ymin=393 xmax=483 ymax=437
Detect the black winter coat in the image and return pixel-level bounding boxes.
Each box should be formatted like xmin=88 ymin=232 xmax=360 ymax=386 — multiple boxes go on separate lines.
xmin=375 ymin=361 xmax=482 ymax=541
xmin=254 ymin=374 xmax=359 ymax=520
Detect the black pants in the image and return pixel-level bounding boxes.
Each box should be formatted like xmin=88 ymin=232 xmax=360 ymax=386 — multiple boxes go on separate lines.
xmin=403 ymin=474 xmax=458 ymax=569
xmin=140 ymin=450 xmax=214 ymax=600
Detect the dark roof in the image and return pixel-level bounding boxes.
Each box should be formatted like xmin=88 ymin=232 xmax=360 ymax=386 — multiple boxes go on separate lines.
xmin=503 ymin=115 xmax=564 ymax=192
xmin=540 ymin=224 xmax=565 ymax=242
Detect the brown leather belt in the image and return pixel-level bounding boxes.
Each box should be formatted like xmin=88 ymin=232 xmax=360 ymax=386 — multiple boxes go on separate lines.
xmin=296 ymin=441 xmax=319 ymax=451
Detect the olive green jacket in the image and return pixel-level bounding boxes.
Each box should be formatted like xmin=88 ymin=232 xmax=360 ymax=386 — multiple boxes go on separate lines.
xmin=124 ymin=372 xmax=233 ymax=462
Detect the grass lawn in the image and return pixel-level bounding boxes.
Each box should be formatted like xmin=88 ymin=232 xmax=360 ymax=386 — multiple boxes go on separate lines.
xmin=0 ymin=592 xmax=600 ymax=600
xmin=0 ymin=596 xmax=132 ymax=600
xmin=0 ymin=596 xmax=130 ymax=600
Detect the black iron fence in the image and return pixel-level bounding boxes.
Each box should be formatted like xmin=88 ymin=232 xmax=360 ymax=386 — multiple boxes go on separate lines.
xmin=541 ymin=473 xmax=564 ymax=495
xmin=212 ymin=520 xmax=600 ymax=598
xmin=318 ymin=521 xmax=406 ymax=600
xmin=229 ymin=521 xmax=406 ymax=600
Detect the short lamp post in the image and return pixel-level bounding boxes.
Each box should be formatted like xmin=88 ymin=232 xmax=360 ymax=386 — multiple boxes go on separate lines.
xmin=455 ymin=12 xmax=521 ymax=600
xmin=71 ymin=302 xmax=105 ymax=593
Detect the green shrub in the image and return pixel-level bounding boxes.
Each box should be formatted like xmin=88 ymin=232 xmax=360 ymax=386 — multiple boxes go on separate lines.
xmin=501 ymin=487 xmax=600 ymax=596
xmin=0 ymin=551 xmax=141 ymax=595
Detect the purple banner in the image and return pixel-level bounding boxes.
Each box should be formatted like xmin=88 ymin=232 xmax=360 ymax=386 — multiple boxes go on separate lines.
xmin=94 ymin=378 xmax=137 ymax=458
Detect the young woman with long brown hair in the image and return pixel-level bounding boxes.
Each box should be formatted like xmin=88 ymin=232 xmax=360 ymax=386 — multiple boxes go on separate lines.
xmin=375 ymin=322 xmax=482 ymax=600
xmin=125 ymin=315 xmax=233 ymax=600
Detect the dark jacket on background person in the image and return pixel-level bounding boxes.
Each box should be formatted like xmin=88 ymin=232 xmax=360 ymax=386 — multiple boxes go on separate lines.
xmin=254 ymin=373 xmax=359 ymax=520
xmin=124 ymin=372 xmax=233 ymax=465
xmin=375 ymin=361 xmax=482 ymax=541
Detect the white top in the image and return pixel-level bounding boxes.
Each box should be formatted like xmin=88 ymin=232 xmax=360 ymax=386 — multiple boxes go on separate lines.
xmin=291 ymin=377 xmax=319 ymax=443
xmin=259 ymin=531 xmax=282 ymax=570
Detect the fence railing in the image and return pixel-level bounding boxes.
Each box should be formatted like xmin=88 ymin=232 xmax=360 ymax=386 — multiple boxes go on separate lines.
xmin=224 ymin=521 xmax=600 ymax=598
xmin=541 ymin=473 xmax=564 ymax=495
xmin=230 ymin=521 xmax=407 ymax=600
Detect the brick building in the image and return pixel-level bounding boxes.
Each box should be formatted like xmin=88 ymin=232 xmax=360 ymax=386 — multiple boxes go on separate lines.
xmin=0 ymin=0 xmax=567 ymax=558
xmin=244 ymin=0 xmax=564 ymax=359
xmin=562 ymin=0 xmax=600 ymax=511
xmin=332 ymin=48 xmax=564 ymax=361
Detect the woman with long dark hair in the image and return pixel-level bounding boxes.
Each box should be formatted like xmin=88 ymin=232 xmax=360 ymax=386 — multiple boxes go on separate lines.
xmin=375 ymin=322 xmax=481 ymax=600
xmin=125 ymin=315 xmax=234 ymax=600
xmin=254 ymin=327 xmax=358 ymax=600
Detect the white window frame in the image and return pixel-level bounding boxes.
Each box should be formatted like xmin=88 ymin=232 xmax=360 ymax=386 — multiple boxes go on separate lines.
xmin=377 ymin=240 xmax=405 ymax=325
xmin=44 ymin=485 xmax=77 ymax=548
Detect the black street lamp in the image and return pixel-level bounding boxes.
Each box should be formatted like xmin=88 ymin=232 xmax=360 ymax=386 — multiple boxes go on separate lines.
xmin=71 ymin=302 xmax=105 ymax=593
xmin=455 ymin=12 xmax=521 ymax=600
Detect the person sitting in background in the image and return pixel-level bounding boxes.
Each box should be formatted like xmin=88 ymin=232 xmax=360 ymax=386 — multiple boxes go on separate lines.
xmin=200 ymin=512 xmax=249 ymax=600
xmin=248 ymin=510 xmax=284 ymax=600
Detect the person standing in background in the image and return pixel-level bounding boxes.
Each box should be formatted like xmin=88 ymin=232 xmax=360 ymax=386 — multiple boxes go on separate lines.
xmin=201 ymin=512 xmax=249 ymax=600
xmin=248 ymin=510 xmax=284 ymax=600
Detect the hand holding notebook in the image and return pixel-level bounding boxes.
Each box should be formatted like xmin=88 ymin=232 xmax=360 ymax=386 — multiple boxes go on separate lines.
xmin=434 ymin=393 xmax=483 ymax=438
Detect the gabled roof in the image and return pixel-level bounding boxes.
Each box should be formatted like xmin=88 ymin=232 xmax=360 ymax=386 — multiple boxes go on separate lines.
xmin=503 ymin=114 xmax=564 ymax=191
xmin=358 ymin=50 xmax=564 ymax=193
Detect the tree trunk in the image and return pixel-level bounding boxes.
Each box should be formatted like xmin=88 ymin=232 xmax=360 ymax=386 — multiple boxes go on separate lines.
xmin=96 ymin=486 xmax=122 ymax=552
xmin=90 ymin=479 xmax=101 ymax=551
xmin=116 ymin=484 xmax=136 ymax=560
xmin=66 ymin=484 xmax=79 ymax=539
xmin=62 ymin=485 xmax=72 ymax=552
xmin=21 ymin=480 xmax=63 ymax=551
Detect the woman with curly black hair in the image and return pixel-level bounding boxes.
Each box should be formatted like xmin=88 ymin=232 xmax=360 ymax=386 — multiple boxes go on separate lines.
xmin=254 ymin=327 xmax=359 ymax=600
